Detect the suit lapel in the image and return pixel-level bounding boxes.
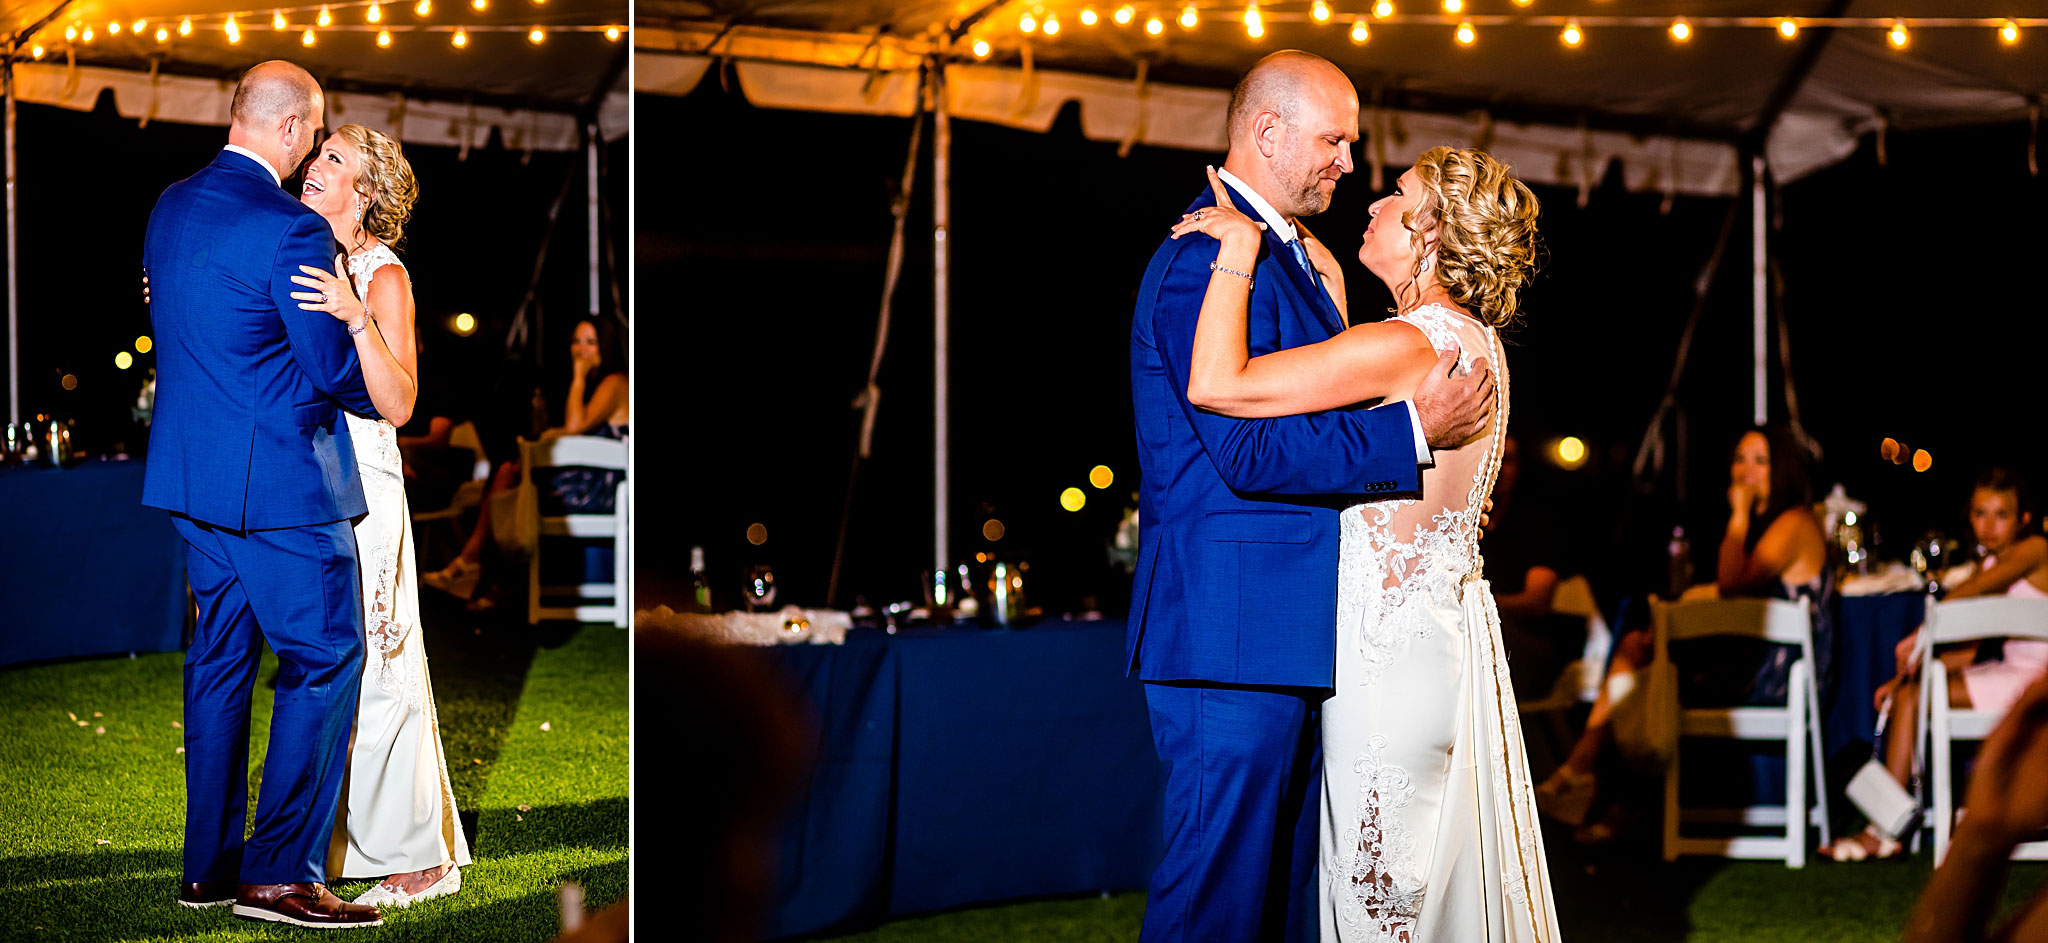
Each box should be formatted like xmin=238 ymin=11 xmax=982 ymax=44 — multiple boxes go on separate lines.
xmin=1201 ymin=182 xmax=1345 ymax=338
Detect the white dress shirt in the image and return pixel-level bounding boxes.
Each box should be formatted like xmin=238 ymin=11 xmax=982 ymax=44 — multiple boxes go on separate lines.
xmin=1213 ymin=167 xmax=1432 ymax=466
xmin=222 ymin=145 xmax=282 ymax=186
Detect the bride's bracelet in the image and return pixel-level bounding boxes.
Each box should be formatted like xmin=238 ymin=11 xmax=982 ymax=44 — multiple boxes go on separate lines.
xmin=347 ymin=308 xmax=376 ymax=336
xmin=1209 ymin=261 xmax=1254 ymax=289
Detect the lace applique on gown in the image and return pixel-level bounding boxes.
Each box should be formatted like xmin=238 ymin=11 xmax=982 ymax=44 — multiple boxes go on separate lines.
xmin=1319 ymin=305 xmax=1558 ymax=942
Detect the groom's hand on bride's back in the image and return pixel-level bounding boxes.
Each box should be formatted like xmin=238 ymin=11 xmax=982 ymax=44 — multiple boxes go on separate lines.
xmin=1413 ymin=344 xmax=1495 ymax=451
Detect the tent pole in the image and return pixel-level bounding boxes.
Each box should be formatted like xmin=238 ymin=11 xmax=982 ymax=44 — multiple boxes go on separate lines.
xmin=5 ymin=55 xmax=17 ymax=426
xmin=932 ymin=55 xmax=951 ymax=578
xmin=1751 ymin=153 xmax=1766 ymax=426
xmin=586 ymin=122 xmax=600 ymax=316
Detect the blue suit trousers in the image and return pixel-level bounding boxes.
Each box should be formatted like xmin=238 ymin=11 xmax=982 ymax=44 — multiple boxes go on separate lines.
xmin=1141 ymin=682 xmax=1324 ymax=943
xmin=174 ymin=515 xmax=364 ymax=886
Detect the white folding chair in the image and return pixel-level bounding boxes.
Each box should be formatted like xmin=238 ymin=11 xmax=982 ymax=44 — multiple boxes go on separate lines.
xmin=1514 ymin=575 xmax=1609 ymax=778
xmin=1920 ymin=596 xmax=2048 ymax=865
xmin=411 ymin=421 xmax=494 ymax=565
xmin=522 ymin=434 xmax=630 ymax=628
xmin=1656 ymin=596 xmax=1831 ymax=868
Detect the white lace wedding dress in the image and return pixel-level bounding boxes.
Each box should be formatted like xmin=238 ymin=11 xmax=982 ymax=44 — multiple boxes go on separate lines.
xmin=1320 ymin=304 xmax=1558 ymax=942
xmin=328 ymin=244 xmax=474 ymax=881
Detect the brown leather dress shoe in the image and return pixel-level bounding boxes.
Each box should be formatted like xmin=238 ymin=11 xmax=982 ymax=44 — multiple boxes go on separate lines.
xmin=233 ymin=883 xmax=384 ymax=929
xmin=177 ymin=880 xmax=237 ymax=909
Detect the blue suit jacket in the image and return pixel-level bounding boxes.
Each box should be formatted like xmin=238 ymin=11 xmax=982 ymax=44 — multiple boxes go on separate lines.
xmin=1128 ymin=181 xmax=1422 ymax=689
xmin=142 ymin=150 xmax=380 ymax=531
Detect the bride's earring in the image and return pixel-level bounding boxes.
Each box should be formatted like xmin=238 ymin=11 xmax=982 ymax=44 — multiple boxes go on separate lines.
xmin=353 ymin=197 xmax=363 ymax=224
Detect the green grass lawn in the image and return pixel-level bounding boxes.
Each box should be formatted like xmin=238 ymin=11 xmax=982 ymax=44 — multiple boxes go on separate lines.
xmin=808 ymin=836 xmax=2048 ymax=942
xmin=0 ymin=615 xmax=626 ymax=942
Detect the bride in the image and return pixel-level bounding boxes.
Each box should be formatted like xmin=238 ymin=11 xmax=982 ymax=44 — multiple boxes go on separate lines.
xmin=292 ymin=124 xmax=473 ymax=907
xmin=1171 ymin=150 xmax=1557 ymax=941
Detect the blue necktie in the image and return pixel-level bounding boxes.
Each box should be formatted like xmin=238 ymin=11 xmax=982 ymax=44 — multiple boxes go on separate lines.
xmin=1287 ymin=239 xmax=1327 ymax=300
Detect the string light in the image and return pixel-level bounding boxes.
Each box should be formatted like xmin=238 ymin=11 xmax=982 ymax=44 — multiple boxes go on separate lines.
xmin=1312 ymin=0 xmax=1330 ymax=23
xmin=1561 ymin=19 xmax=1582 ymax=47
xmin=179 ymin=16 xmax=192 ymax=35
xmin=471 ymin=0 xmax=487 ymax=11
xmin=1442 ymin=0 xmax=1462 ymax=14
xmin=1455 ymin=19 xmax=1475 ymax=44
xmin=1043 ymin=13 xmax=1060 ymax=36
xmin=80 ymin=26 xmax=94 ymax=42
xmin=302 ymin=27 xmax=315 ymax=45
xmin=1777 ymin=18 xmax=1798 ymax=39
xmin=1019 ymin=11 xmax=1037 ymax=33
xmin=316 ymin=7 xmax=332 ymax=26
xmin=1080 ymin=7 xmax=1098 ymax=26
xmin=156 ymin=26 xmax=171 ymax=42
xmin=273 ymin=11 xmax=288 ymax=30
xmin=135 ymin=336 xmax=153 ymax=354
xmin=115 ymin=352 xmax=134 ymax=371
xmin=29 ymin=43 xmax=43 ymax=59
xmin=1144 ymin=15 xmax=1164 ymax=35
xmin=527 ymin=25 xmax=544 ymax=43
xmin=972 ymin=37 xmax=991 ymax=57
xmin=225 ymin=17 xmax=241 ymax=42
xmin=2002 ymin=19 xmax=2021 ymax=44
xmin=1179 ymin=4 xmax=1198 ymax=29
xmin=376 ymin=28 xmax=392 ymax=45
xmin=367 ymin=3 xmax=382 ymax=23
xmin=108 ymin=21 xmax=121 ymax=35
xmin=1350 ymin=18 xmax=1368 ymax=43
xmin=1114 ymin=5 xmax=1134 ymax=26
xmin=451 ymin=26 xmax=468 ymax=46
xmin=132 ymin=19 xmax=146 ymax=33
xmin=605 ymin=25 xmax=621 ymax=40
xmin=1373 ymin=0 xmax=1393 ymax=19
xmin=416 ymin=0 xmax=432 ymax=15
xmin=1888 ymin=19 xmax=1908 ymax=48
xmin=1243 ymin=4 xmax=1262 ymax=39
xmin=63 ymin=24 xmax=76 ymax=41
xmin=1670 ymin=18 xmax=1691 ymax=42
xmin=1513 ymin=0 xmax=1531 ymax=6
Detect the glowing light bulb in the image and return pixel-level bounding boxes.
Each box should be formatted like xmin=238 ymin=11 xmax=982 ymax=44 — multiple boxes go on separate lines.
xmin=1512 ymin=0 xmax=1531 ymax=6
xmin=1442 ymin=0 xmax=1461 ymax=13
xmin=155 ymin=26 xmax=170 ymax=42
xmin=471 ymin=0 xmax=487 ymax=11
xmin=1455 ymin=19 xmax=1474 ymax=44
xmin=1043 ymin=14 xmax=1059 ymax=35
xmin=302 ymin=27 xmax=316 ymax=45
xmin=80 ymin=26 xmax=94 ymax=42
xmin=225 ymin=18 xmax=242 ymax=42
xmin=1312 ymin=1 xmax=1330 ymax=23
xmin=377 ymin=28 xmax=392 ymax=45
xmin=136 ymin=336 xmax=153 ymax=354
xmin=1777 ymin=18 xmax=1798 ymax=39
xmin=1179 ymin=4 xmax=1197 ymax=29
xmin=1243 ymin=5 xmax=1261 ymax=38
xmin=1060 ymin=488 xmax=1086 ymax=512
xmin=973 ymin=38 xmax=991 ymax=57
xmin=1090 ymin=466 xmax=1115 ymax=489
xmin=115 ymin=352 xmax=134 ymax=371
xmin=1114 ymin=5 xmax=1134 ymax=26
xmin=1669 ymin=19 xmax=1690 ymax=42
xmin=1888 ymin=20 xmax=1908 ymax=48
xmin=368 ymin=3 xmax=382 ymax=22
xmin=1556 ymin=437 xmax=1586 ymax=466
xmin=1560 ymin=19 xmax=1581 ymax=46
xmin=1145 ymin=15 xmax=1164 ymax=35
xmin=527 ymin=26 xmax=544 ymax=43
xmin=108 ymin=21 xmax=120 ymax=35
xmin=64 ymin=24 xmax=76 ymax=41
xmin=273 ymin=11 xmax=288 ymax=30
xmin=178 ymin=16 xmax=192 ymax=35
xmin=605 ymin=25 xmax=621 ymax=40
xmin=1080 ymin=7 xmax=1098 ymax=26
xmin=1019 ymin=12 xmax=1037 ymax=32
xmin=1373 ymin=0 xmax=1393 ymax=19
xmin=29 ymin=43 xmax=44 ymax=58
xmin=416 ymin=0 xmax=432 ymax=15
xmin=451 ymin=26 xmax=468 ymax=46
xmin=317 ymin=7 xmax=331 ymax=26
xmin=454 ymin=313 xmax=476 ymax=334
xmin=132 ymin=19 xmax=146 ymax=33
xmin=2002 ymin=20 xmax=2021 ymax=44
xmin=1350 ymin=18 xmax=1368 ymax=42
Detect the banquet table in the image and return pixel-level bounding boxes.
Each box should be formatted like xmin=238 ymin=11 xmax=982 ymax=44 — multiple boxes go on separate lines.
xmin=757 ymin=618 xmax=1162 ymax=939
xmin=0 ymin=460 xmax=187 ymax=666
xmin=1827 ymin=593 xmax=1926 ymax=758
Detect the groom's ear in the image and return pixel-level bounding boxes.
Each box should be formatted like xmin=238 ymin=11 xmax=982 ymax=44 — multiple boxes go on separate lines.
xmin=1253 ymin=111 xmax=1282 ymax=159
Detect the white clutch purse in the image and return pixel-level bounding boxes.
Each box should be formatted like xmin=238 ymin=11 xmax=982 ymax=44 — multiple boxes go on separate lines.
xmin=1844 ymin=695 xmax=1919 ymax=840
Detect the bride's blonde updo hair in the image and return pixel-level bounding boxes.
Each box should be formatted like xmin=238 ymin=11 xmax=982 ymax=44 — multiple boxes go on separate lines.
xmin=1402 ymin=146 xmax=1540 ymax=327
xmin=333 ymin=124 xmax=418 ymax=247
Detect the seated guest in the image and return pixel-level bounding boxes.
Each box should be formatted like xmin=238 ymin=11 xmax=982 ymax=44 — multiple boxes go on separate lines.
xmin=1536 ymin=426 xmax=1828 ymax=832
xmin=1903 ymin=676 xmax=2048 ymax=942
xmin=1827 ymin=467 xmax=2048 ymax=861
xmin=424 ymin=317 xmax=628 ymax=603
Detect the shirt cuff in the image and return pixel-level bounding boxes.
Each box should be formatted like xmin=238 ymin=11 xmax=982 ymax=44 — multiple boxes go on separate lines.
xmin=1406 ymin=401 xmax=1433 ymax=466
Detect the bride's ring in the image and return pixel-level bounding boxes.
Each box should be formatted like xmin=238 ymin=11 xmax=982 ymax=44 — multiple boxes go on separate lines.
xmin=321 ymin=291 xmax=332 ymax=305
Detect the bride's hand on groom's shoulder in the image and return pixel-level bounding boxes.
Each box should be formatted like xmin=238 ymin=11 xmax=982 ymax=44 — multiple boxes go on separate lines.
xmin=1169 ymin=165 xmax=1266 ymax=251
xmin=289 ymin=253 xmax=367 ymax=330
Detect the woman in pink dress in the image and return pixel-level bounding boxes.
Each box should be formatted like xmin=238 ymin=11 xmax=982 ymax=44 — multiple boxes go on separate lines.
xmin=1829 ymin=467 xmax=2048 ymax=859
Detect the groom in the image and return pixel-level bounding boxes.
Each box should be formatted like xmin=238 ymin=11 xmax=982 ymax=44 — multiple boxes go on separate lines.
xmin=1129 ymin=51 xmax=1493 ymax=942
xmin=143 ymin=60 xmax=385 ymax=929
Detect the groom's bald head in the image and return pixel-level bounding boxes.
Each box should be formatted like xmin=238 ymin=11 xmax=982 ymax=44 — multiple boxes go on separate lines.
xmin=1221 ymin=51 xmax=1359 ymax=218
xmin=226 ymin=61 xmax=325 ymax=181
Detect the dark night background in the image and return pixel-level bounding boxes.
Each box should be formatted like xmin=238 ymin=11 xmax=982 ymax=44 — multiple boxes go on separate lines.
xmin=1 ymin=91 xmax=629 ymax=467
xmin=644 ymin=78 xmax=2047 ymax=616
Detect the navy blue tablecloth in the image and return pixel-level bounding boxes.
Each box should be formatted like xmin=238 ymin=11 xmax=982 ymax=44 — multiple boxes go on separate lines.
xmin=760 ymin=619 xmax=1162 ymax=939
xmin=0 ymin=461 xmax=186 ymax=666
xmin=1827 ymin=593 xmax=1925 ymax=757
